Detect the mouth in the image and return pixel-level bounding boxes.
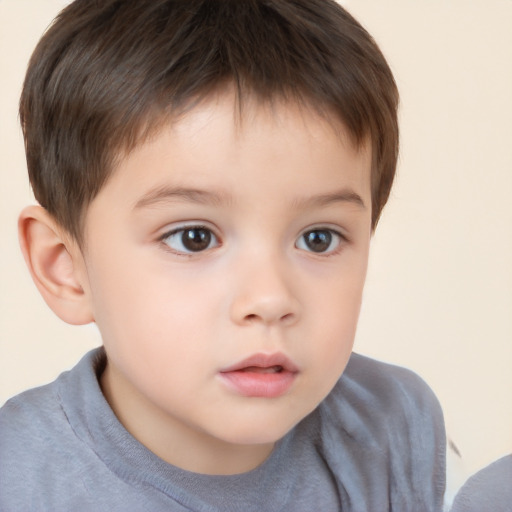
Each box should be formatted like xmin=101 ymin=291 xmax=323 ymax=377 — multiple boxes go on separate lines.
xmin=220 ymin=353 xmax=299 ymax=374
xmin=219 ymin=353 xmax=299 ymax=398
xmin=238 ymin=365 xmax=284 ymax=374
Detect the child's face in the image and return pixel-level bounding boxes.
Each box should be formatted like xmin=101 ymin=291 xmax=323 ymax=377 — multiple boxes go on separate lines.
xmin=78 ymin=93 xmax=372 ymax=473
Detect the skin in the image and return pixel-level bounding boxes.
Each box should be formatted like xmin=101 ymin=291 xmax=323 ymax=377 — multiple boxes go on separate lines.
xmin=21 ymin=93 xmax=373 ymax=475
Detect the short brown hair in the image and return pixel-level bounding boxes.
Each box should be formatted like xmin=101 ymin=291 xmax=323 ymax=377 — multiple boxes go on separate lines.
xmin=20 ymin=0 xmax=399 ymax=242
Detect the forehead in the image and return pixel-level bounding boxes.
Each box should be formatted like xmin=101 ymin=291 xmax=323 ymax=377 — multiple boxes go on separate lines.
xmin=93 ymin=92 xmax=372 ymax=215
xmin=117 ymin=88 xmax=367 ymax=165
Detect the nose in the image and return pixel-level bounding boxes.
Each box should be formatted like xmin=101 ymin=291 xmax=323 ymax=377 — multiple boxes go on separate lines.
xmin=229 ymin=253 xmax=300 ymax=327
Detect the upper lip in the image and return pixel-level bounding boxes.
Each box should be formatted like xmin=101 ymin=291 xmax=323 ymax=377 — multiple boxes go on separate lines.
xmin=220 ymin=353 xmax=299 ymax=373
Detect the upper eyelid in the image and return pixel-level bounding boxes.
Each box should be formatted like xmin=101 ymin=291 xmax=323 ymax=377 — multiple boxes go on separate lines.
xmin=156 ymin=222 xmax=349 ymax=243
xmin=299 ymin=225 xmax=348 ymax=240
xmin=159 ymin=222 xmax=220 ymax=239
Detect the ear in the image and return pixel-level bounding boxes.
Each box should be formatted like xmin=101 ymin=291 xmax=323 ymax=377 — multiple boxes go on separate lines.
xmin=18 ymin=205 xmax=94 ymax=325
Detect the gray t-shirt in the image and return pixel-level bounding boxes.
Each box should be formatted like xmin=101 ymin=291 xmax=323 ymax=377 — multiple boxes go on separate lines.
xmin=0 ymin=349 xmax=446 ymax=511
xmin=450 ymin=454 xmax=512 ymax=512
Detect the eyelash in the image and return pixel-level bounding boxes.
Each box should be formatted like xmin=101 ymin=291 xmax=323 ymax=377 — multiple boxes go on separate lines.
xmin=158 ymin=225 xmax=348 ymax=256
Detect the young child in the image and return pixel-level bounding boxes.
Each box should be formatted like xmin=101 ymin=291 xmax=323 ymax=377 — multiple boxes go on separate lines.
xmin=0 ymin=0 xmax=449 ymax=510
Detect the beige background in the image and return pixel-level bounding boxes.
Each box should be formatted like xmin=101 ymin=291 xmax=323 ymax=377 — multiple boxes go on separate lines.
xmin=1 ymin=0 xmax=511 ymax=477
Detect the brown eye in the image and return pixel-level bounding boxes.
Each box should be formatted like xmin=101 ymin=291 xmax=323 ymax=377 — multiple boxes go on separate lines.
xmin=163 ymin=226 xmax=218 ymax=253
xmin=182 ymin=228 xmax=212 ymax=252
xmin=296 ymin=229 xmax=342 ymax=254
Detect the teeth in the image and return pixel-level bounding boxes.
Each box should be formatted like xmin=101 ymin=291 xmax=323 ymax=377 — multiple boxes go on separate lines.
xmin=241 ymin=365 xmax=283 ymax=374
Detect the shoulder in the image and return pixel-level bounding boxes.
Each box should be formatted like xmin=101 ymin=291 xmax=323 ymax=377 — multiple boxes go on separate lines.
xmin=0 ymin=350 xmax=105 ymax=510
xmin=315 ymin=353 xmax=446 ymax=510
xmin=0 ymin=379 xmax=65 ymax=448
xmin=324 ymin=352 xmax=444 ymax=430
xmin=345 ymin=351 xmax=436 ymax=394
xmin=0 ymin=349 xmax=104 ymax=461
xmin=321 ymin=353 xmax=446 ymax=457
xmin=0 ymin=368 xmax=78 ymax=466
xmin=0 ymin=379 xmax=69 ymax=509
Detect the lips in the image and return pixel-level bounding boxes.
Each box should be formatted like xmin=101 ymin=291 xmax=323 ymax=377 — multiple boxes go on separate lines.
xmin=239 ymin=365 xmax=283 ymax=374
xmin=219 ymin=353 xmax=299 ymax=398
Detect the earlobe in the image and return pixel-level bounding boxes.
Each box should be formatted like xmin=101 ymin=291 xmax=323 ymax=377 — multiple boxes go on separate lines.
xmin=18 ymin=205 xmax=94 ymax=325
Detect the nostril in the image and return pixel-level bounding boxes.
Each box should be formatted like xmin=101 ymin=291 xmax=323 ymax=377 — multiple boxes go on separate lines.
xmin=281 ymin=312 xmax=295 ymax=323
xmin=243 ymin=312 xmax=295 ymax=324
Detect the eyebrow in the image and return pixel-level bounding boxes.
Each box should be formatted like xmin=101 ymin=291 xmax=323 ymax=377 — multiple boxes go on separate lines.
xmin=133 ymin=185 xmax=366 ymax=211
xmin=292 ymin=190 xmax=366 ymax=210
xmin=133 ymin=185 xmax=231 ymax=210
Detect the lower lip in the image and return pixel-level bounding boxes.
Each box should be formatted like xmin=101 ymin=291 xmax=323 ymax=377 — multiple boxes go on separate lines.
xmin=219 ymin=370 xmax=296 ymax=398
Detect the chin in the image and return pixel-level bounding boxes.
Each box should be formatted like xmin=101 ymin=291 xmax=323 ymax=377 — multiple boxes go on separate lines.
xmin=214 ymin=412 xmax=303 ymax=446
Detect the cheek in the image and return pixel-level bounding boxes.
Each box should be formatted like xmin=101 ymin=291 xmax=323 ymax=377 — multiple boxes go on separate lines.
xmin=311 ymin=295 xmax=360 ymax=368
xmin=307 ymin=252 xmax=366 ymax=327
xmin=303 ymin=305 xmax=360 ymax=406
xmin=89 ymin=255 xmax=222 ymax=374
xmin=303 ymin=256 xmax=368 ymax=380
